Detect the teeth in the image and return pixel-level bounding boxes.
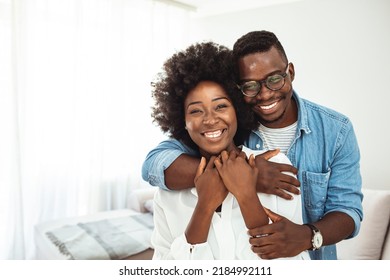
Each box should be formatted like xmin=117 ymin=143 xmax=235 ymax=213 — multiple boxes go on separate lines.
xmin=260 ymin=102 xmax=277 ymax=110
xmin=204 ymin=130 xmax=223 ymax=138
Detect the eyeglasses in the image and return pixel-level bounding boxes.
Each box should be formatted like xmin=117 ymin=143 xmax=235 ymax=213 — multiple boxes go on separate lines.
xmin=237 ymin=64 xmax=290 ymax=97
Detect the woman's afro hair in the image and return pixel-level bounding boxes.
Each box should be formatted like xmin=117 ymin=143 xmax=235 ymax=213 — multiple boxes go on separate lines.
xmin=151 ymin=41 xmax=258 ymax=150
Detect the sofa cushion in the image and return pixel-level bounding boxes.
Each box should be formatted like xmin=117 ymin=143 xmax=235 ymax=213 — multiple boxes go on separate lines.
xmin=337 ymin=188 xmax=390 ymax=259
xmin=381 ymin=228 xmax=390 ymax=260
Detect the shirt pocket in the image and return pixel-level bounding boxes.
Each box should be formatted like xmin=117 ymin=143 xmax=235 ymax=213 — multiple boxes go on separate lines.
xmin=302 ymin=170 xmax=330 ymax=220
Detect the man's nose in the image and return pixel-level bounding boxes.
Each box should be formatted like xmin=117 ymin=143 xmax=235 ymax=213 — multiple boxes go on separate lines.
xmin=255 ymin=82 xmax=272 ymax=99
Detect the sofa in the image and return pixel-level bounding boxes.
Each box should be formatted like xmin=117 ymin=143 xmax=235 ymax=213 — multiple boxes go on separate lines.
xmin=336 ymin=188 xmax=390 ymax=260
xmin=34 ymin=187 xmax=390 ymax=260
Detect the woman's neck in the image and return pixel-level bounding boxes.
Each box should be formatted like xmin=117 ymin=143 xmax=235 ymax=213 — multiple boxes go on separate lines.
xmin=200 ymin=143 xmax=241 ymax=161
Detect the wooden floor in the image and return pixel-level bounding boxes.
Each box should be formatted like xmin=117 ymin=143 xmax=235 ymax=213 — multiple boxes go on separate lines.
xmin=124 ymin=249 xmax=154 ymax=260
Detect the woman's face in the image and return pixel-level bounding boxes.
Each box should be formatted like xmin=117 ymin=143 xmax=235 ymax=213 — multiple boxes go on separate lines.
xmin=184 ymin=81 xmax=237 ymax=159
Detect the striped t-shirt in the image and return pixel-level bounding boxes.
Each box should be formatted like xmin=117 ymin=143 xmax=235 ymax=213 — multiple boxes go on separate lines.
xmin=258 ymin=122 xmax=297 ymax=154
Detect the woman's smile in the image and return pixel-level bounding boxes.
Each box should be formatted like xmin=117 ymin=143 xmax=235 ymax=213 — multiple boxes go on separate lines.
xmin=202 ymin=128 xmax=227 ymax=139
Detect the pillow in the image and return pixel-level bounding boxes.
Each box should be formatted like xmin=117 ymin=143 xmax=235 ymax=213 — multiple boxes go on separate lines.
xmin=381 ymin=232 xmax=390 ymax=259
xmin=144 ymin=199 xmax=154 ymax=214
xmin=337 ymin=189 xmax=390 ymax=259
xmin=127 ymin=188 xmax=157 ymax=213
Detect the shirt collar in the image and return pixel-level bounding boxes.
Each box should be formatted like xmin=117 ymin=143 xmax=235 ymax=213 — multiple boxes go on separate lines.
xmin=293 ymin=90 xmax=311 ymax=135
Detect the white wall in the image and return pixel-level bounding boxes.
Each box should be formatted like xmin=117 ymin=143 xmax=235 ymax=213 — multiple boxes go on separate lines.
xmin=189 ymin=0 xmax=390 ymax=190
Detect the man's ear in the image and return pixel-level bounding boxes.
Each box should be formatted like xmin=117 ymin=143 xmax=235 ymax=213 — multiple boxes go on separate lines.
xmin=288 ymin=62 xmax=295 ymax=82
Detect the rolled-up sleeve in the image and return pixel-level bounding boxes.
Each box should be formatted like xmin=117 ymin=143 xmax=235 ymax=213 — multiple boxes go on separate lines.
xmin=325 ymin=122 xmax=363 ymax=238
xmin=141 ymin=139 xmax=197 ymax=190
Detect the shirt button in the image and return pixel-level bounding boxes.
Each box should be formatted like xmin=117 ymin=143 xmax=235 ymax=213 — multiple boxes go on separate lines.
xmin=256 ymin=144 xmax=260 ymax=149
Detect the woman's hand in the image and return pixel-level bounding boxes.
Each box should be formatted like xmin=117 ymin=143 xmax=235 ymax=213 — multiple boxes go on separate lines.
xmin=185 ymin=156 xmax=228 ymax=245
xmin=215 ymin=150 xmax=269 ymax=228
xmin=214 ymin=150 xmax=258 ymax=201
xmin=194 ymin=156 xmax=228 ymax=212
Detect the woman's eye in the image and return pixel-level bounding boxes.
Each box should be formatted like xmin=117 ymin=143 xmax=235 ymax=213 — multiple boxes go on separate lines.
xmin=216 ymin=104 xmax=228 ymax=110
xmin=189 ymin=109 xmax=202 ymax=114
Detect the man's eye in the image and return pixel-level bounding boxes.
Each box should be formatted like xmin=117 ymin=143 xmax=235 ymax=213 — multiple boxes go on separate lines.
xmin=243 ymin=82 xmax=260 ymax=91
xmin=268 ymin=75 xmax=283 ymax=84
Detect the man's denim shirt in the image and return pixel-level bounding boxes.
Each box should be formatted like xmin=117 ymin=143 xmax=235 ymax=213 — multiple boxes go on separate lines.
xmin=142 ymin=91 xmax=363 ymax=260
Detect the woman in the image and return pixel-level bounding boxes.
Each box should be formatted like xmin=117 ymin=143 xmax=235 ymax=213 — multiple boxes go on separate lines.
xmin=150 ymin=42 xmax=309 ymax=260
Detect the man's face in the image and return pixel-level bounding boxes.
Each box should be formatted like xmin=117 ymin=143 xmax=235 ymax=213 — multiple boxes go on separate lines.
xmin=238 ymin=46 xmax=297 ymax=128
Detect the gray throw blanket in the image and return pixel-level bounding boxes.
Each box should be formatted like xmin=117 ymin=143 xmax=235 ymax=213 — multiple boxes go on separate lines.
xmin=46 ymin=212 xmax=154 ymax=260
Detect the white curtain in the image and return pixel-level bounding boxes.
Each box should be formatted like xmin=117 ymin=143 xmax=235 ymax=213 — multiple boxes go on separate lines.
xmin=0 ymin=0 xmax=191 ymax=259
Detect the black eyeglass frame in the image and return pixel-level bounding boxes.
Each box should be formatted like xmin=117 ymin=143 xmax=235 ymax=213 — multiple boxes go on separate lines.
xmin=237 ymin=63 xmax=290 ymax=98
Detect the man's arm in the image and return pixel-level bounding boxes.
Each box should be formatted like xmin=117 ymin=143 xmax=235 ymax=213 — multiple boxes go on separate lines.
xmin=312 ymin=212 xmax=355 ymax=246
xmin=142 ymin=138 xmax=199 ymax=190
xmin=164 ymin=154 xmax=200 ymax=189
xmin=165 ymin=150 xmax=301 ymax=192
xmin=143 ymin=139 xmax=303 ymax=195
xmin=247 ymin=210 xmax=354 ymax=259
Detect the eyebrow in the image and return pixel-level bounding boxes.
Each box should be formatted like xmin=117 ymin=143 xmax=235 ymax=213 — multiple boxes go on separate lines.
xmin=186 ymin=97 xmax=231 ymax=109
xmin=240 ymin=69 xmax=283 ymax=82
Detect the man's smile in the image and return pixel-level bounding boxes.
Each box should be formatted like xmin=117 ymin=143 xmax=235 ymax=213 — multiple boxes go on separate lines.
xmin=260 ymin=101 xmax=278 ymax=111
xmin=253 ymin=98 xmax=281 ymax=115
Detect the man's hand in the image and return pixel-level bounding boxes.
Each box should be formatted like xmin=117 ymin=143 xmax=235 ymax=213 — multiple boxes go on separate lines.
xmin=247 ymin=208 xmax=311 ymax=259
xmin=255 ymin=149 xmax=300 ymax=200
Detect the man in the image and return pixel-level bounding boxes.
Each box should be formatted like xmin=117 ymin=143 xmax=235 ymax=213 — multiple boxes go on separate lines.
xmin=142 ymin=30 xmax=363 ymax=260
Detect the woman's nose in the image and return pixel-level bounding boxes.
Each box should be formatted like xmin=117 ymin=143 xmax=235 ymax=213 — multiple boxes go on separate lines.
xmin=202 ymin=112 xmax=218 ymax=125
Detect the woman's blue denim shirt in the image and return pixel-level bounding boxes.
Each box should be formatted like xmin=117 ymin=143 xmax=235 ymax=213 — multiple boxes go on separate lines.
xmin=142 ymin=91 xmax=363 ymax=260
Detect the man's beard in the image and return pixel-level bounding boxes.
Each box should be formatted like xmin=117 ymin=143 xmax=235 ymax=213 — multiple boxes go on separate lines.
xmin=255 ymin=106 xmax=287 ymax=127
